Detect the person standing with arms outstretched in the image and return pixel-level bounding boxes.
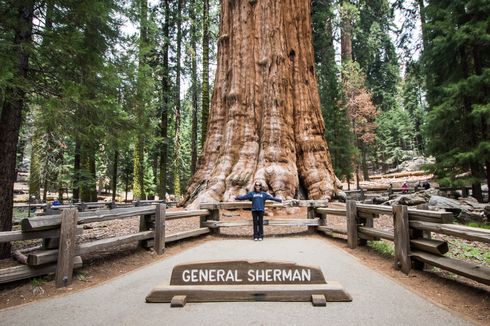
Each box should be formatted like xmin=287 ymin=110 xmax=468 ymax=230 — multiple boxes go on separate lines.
xmin=235 ymin=181 xmax=282 ymax=241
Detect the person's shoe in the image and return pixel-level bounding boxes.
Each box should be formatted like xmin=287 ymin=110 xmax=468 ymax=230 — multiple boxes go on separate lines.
xmin=254 ymin=238 xmax=258 ymax=241
xmin=259 ymin=238 xmax=263 ymax=241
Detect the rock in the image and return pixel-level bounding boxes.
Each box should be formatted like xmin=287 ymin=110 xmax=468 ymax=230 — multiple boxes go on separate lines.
xmin=429 ymin=195 xmax=467 ymax=210
xmin=373 ymin=196 xmax=389 ymax=204
xmin=398 ymin=195 xmax=427 ymax=206
xmin=429 ymin=195 xmax=488 ymax=224
xmin=335 ymin=191 xmax=347 ymax=202
xmin=387 ymin=156 xmax=435 ymax=173
xmin=457 ymin=210 xmax=486 ymax=224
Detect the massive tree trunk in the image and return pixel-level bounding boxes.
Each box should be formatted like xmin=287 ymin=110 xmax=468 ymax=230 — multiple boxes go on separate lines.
xmin=182 ymin=0 xmax=340 ymax=207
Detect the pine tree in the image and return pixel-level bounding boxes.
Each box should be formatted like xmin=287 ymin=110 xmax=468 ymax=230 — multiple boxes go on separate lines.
xmin=133 ymin=0 xmax=150 ymax=200
xmin=424 ymin=0 xmax=490 ymax=201
xmin=0 ymin=0 xmax=35 ymax=258
xmin=340 ymin=0 xmax=378 ymax=185
xmin=173 ymin=0 xmax=183 ymax=197
xmin=353 ymin=0 xmax=400 ymax=113
xmin=402 ymin=62 xmax=426 ymax=153
xmin=189 ymin=0 xmax=200 ymax=175
xmin=158 ymin=0 xmax=171 ymax=200
xmin=312 ymin=0 xmax=355 ymax=184
xmin=201 ymin=0 xmax=210 ymax=147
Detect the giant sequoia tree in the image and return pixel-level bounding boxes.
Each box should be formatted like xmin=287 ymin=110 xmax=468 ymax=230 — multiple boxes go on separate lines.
xmin=182 ymin=0 xmax=341 ymax=207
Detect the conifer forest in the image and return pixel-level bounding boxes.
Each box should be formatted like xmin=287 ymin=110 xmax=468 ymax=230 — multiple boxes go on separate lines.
xmin=0 ymin=1 xmax=488 ymax=257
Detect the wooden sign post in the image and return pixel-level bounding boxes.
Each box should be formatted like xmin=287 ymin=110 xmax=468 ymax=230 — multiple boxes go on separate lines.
xmin=146 ymin=260 xmax=352 ymax=307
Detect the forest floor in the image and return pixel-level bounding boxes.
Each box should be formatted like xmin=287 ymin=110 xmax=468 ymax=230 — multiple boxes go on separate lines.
xmin=1 ymin=205 xmax=489 ymax=324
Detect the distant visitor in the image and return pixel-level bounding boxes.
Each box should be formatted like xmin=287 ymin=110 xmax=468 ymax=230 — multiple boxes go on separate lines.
xmin=401 ymin=181 xmax=408 ymax=194
xmin=235 ymin=181 xmax=282 ymax=241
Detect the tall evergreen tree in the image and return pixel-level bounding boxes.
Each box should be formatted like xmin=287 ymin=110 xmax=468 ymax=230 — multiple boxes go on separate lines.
xmin=159 ymin=0 xmax=171 ymax=199
xmin=340 ymin=0 xmax=378 ymax=185
xmin=402 ymin=62 xmax=426 ymax=153
xmin=173 ymin=0 xmax=183 ymax=196
xmin=201 ymin=0 xmax=210 ymax=147
xmin=353 ymin=0 xmax=400 ymax=113
xmin=424 ymin=0 xmax=490 ymax=201
xmin=133 ymin=0 xmax=150 ymax=200
xmin=189 ymin=0 xmax=199 ymax=175
xmin=0 ymin=0 xmax=35 ymax=258
xmin=312 ymin=0 xmax=355 ymax=183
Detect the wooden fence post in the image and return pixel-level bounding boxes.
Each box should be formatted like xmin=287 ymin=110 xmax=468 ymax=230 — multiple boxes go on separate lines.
xmin=346 ymin=200 xmax=358 ymax=249
xmin=307 ymin=207 xmax=317 ymax=233
xmin=394 ymin=205 xmax=411 ymax=274
xmin=154 ymin=203 xmax=166 ymax=255
xmin=413 ymin=204 xmax=432 ymax=271
xmin=139 ymin=212 xmax=153 ymax=248
xmin=55 ymin=208 xmax=78 ymax=288
xmin=209 ymin=208 xmax=220 ymax=235
xmin=317 ymin=208 xmax=326 ymax=228
xmin=359 ymin=213 xmax=375 ymax=246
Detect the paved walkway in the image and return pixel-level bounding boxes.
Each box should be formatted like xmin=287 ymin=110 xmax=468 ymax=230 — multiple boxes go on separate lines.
xmin=1 ymin=238 xmax=472 ymax=326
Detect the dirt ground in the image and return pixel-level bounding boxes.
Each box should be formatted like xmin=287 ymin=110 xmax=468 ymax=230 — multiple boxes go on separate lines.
xmin=1 ymin=206 xmax=489 ymax=325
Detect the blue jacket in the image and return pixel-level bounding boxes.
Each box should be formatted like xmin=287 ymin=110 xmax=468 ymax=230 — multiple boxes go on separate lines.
xmin=235 ymin=191 xmax=282 ymax=211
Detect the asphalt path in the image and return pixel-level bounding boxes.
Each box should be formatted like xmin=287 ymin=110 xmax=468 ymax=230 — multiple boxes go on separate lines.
xmin=0 ymin=238 xmax=472 ymax=326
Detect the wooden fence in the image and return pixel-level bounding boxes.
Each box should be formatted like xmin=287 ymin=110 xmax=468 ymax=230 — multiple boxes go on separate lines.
xmin=13 ymin=199 xmax=178 ymax=215
xmin=315 ymin=201 xmax=490 ymax=285
xmin=1 ymin=204 xmax=209 ymax=287
xmin=1 ymin=200 xmax=489 ymax=287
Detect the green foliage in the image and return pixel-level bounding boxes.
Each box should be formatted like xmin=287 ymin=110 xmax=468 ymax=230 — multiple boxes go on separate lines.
xmin=423 ymin=0 xmax=490 ymax=186
xmin=353 ymin=0 xmax=400 ymax=113
xmin=447 ymin=239 xmax=490 ymax=264
xmin=402 ymin=62 xmax=427 ymax=153
xmin=368 ymin=240 xmax=394 ymax=257
xmin=76 ymin=270 xmax=89 ymax=282
xmin=375 ymin=107 xmax=416 ymax=167
xmin=30 ymin=277 xmax=45 ymax=287
xmin=313 ymin=0 xmax=355 ymax=181
xmin=467 ymin=222 xmax=490 ymax=230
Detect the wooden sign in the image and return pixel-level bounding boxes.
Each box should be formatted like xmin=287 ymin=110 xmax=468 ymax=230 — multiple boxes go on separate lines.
xmin=170 ymin=261 xmax=326 ymax=285
xmin=146 ymin=260 xmax=352 ymax=307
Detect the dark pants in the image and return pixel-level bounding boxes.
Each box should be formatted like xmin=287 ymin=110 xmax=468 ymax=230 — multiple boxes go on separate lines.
xmin=252 ymin=211 xmax=264 ymax=238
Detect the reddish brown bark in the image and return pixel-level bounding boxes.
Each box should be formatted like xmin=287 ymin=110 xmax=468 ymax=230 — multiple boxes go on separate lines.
xmin=182 ymin=0 xmax=340 ymax=207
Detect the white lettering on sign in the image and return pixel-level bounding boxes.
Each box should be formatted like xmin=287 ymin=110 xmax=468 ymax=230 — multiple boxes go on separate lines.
xmin=182 ymin=270 xmax=190 ymax=282
xmin=171 ymin=262 xmax=323 ymax=286
xmin=181 ymin=268 xmax=312 ymax=283
xmin=246 ymin=269 xmax=311 ymax=282
xmin=191 ymin=269 xmax=198 ymax=282
xmin=182 ymin=269 xmax=244 ymax=283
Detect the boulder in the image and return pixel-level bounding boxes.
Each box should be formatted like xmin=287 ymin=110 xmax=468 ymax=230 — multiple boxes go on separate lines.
xmin=429 ymin=195 xmax=488 ymax=224
xmin=398 ymin=195 xmax=427 ymax=206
